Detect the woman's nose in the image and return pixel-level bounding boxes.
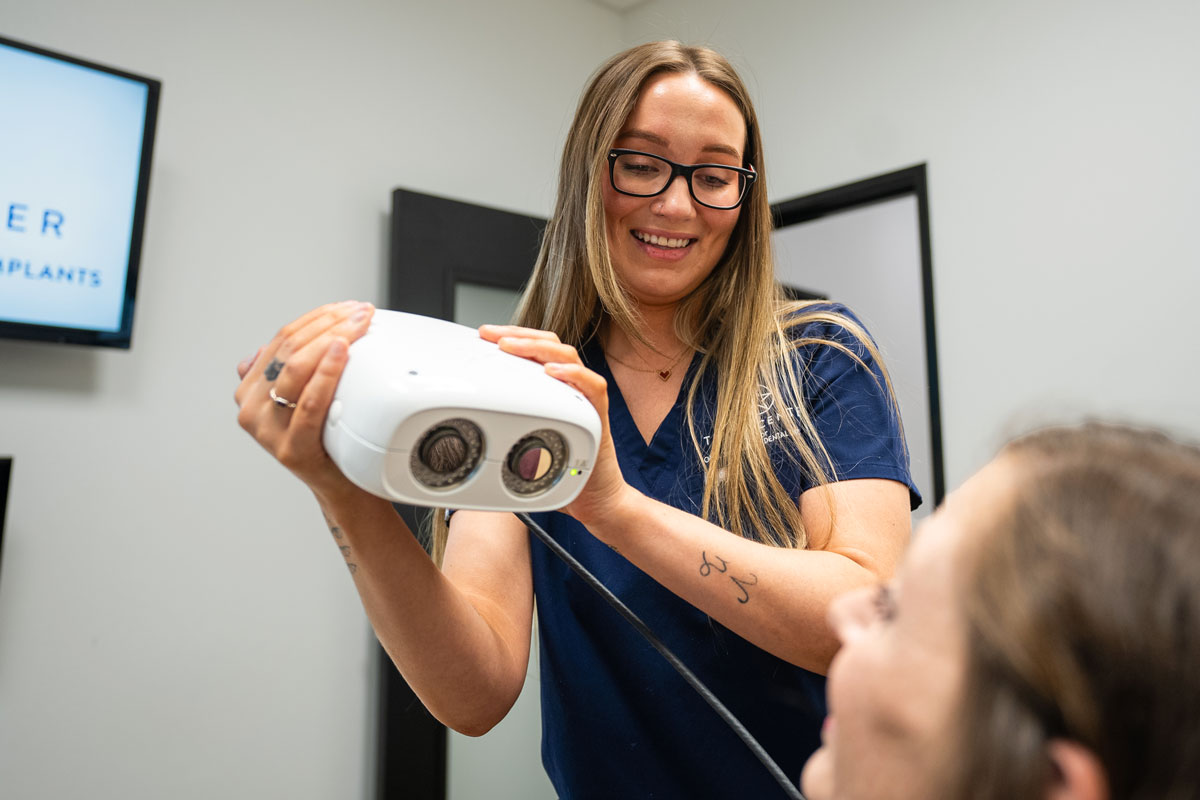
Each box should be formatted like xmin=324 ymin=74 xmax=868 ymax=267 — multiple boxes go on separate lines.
xmin=652 ymin=174 xmax=697 ymax=217
xmin=828 ymin=585 xmax=877 ymax=645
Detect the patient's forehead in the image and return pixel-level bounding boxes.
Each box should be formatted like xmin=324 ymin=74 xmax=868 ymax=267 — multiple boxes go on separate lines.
xmin=900 ymin=457 xmax=1020 ymax=635
xmin=913 ymin=455 xmax=1019 ymax=562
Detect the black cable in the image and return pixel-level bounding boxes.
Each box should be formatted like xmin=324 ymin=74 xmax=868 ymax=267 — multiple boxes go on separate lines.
xmin=516 ymin=511 xmax=807 ymax=800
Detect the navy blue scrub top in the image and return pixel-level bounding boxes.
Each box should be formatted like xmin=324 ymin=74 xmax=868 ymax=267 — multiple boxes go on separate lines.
xmin=526 ymin=303 xmax=920 ymax=799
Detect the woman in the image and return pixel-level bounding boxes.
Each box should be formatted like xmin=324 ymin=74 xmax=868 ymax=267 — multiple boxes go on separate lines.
xmin=237 ymin=41 xmax=918 ymax=797
xmin=801 ymin=422 xmax=1200 ymax=800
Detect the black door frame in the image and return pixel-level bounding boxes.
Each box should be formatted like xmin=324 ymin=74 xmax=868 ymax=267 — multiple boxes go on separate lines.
xmin=377 ymin=189 xmax=546 ymax=800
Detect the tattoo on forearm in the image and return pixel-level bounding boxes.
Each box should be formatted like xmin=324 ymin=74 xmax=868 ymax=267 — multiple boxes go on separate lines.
xmin=339 ymin=545 xmax=358 ymax=575
xmin=699 ymin=551 xmax=758 ymax=604
xmin=324 ymin=515 xmax=344 ymax=540
xmin=323 ymin=512 xmax=354 ymax=573
xmin=699 ymin=551 xmax=728 ymax=576
xmin=730 ymin=572 xmax=758 ymax=604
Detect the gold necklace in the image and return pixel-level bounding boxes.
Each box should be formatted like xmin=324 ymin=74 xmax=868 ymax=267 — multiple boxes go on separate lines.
xmin=604 ymin=346 xmax=691 ymax=381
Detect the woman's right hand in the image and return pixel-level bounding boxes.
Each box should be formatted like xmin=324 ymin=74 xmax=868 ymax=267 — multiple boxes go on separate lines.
xmin=478 ymin=324 xmax=632 ymax=529
xmin=235 ymin=300 xmax=375 ymax=498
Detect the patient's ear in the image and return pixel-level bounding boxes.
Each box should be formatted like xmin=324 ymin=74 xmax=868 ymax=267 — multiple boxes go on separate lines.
xmin=1046 ymin=740 xmax=1108 ymax=800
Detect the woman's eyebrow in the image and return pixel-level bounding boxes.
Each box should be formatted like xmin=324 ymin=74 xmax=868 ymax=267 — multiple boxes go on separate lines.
xmin=618 ymin=128 xmax=742 ymax=159
xmin=618 ymin=128 xmax=669 ymax=148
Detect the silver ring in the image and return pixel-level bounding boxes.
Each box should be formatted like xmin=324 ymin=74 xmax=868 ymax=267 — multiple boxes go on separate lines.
xmin=269 ymin=387 xmax=297 ymax=409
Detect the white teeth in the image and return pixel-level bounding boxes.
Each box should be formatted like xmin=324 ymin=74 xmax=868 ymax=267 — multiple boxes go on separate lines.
xmin=635 ymin=231 xmax=692 ymax=249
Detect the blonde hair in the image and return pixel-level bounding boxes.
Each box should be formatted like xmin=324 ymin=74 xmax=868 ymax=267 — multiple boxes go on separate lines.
xmin=431 ymin=41 xmax=899 ymax=563
xmin=949 ymin=423 xmax=1200 ymax=799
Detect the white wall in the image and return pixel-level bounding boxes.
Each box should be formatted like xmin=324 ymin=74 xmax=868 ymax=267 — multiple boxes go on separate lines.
xmin=0 ymin=2 xmax=621 ymax=798
xmin=5 ymin=1 xmax=1199 ymax=796
xmin=623 ymin=0 xmax=1200 ymax=484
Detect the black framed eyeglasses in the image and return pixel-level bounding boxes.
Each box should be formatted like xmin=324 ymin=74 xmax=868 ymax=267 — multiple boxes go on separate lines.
xmin=607 ymin=149 xmax=756 ymax=210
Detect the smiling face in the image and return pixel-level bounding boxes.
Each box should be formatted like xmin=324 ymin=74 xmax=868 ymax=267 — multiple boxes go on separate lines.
xmin=602 ymin=71 xmax=748 ymax=310
xmin=800 ymin=458 xmax=1019 ymax=800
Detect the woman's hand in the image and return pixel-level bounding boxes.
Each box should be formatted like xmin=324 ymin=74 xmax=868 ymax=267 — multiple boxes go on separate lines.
xmin=478 ymin=324 xmax=633 ymax=526
xmin=235 ymin=301 xmax=375 ymax=499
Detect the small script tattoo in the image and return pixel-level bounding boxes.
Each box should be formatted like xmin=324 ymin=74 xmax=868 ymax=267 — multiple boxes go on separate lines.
xmin=699 ymin=551 xmax=728 ymax=577
xmin=730 ymin=572 xmax=758 ymax=604
xmin=339 ymin=544 xmax=357 ymax=575
xmin=264 ymin=358 xmax=285 ymax=381
xmin=323 ymin=512 xmax=354 ymax=573
xmin=699 ymin=551 xmax=759 ymax=604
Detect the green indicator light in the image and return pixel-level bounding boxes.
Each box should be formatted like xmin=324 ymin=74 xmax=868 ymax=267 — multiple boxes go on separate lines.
xmin=570 ymin=469 xmax=580 ymax=476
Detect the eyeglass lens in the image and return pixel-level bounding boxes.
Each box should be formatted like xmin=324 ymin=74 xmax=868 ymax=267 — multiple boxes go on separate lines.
xmin=611 ymin=152 xmax=745 ymax=209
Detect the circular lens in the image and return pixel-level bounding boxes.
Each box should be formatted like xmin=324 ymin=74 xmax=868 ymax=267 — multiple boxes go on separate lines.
xmin=411 ymin=419 xmax=483 ymax=489
xmin=514 ymin=442 xmax=553 ymax=481
xmin=503 ymin=430 xmax=568 ymax=496
xmin=420 ymin=428 xmax=468 ymax=474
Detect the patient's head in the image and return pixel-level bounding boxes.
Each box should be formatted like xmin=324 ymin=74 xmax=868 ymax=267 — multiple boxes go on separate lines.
xmin=802 ymin=423 xmax=1200 ymax=800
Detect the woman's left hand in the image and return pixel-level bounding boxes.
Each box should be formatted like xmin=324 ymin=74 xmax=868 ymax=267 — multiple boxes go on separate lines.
xmin=478 ymin=324 xmax=630 ymax=525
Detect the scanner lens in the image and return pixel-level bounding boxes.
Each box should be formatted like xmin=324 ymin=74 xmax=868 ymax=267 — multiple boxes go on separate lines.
xmin=514 ymin=442 xmax=553 ymax=481
xmin=411 ymin=419 xmax=483 ymax=488
xmin=503 ymin=430 xmax=567 ymax=495
xmin=420 ymin=428 xmax=468 ymax=474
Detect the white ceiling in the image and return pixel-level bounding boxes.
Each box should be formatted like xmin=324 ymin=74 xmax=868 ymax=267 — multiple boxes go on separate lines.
xmin=583 ymin=0 xmax=652 ymax=12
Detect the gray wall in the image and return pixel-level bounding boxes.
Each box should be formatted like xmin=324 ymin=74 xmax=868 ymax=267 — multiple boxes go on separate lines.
xmin=625 ymin=0 xmax=1200 ymax=482
xmin=2 ymin=1 xmax=1199 ymax=797
xmin=0 ymin=2 xmax=620 ymax=798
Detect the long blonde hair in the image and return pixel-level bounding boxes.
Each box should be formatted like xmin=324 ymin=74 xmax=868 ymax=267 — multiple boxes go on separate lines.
xmin=431 ymin=41 xmax=899 ymax=563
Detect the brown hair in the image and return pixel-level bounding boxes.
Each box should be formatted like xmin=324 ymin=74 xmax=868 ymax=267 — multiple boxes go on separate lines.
xmin=949 ymin=422 xmax=1200 ymax=798
xmin=430 ymin=41 xmax=900 ymax=563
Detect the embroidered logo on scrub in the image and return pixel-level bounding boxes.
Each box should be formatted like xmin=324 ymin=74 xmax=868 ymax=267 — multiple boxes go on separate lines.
xmin=699 ymin=387 xmax=800 ymax=465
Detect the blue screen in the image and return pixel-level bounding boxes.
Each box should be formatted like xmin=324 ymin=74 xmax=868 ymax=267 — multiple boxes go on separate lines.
xmin=0 ymin=39 xmax=156 ymax=345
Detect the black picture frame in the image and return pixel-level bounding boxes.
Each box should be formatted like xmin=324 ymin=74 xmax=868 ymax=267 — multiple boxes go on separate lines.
xmin=772 ymin=164 xmax=945 ymax=505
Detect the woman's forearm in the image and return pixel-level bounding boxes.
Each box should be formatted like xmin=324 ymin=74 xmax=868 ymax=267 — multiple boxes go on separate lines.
xmin=313 ymin=486 xmax=532 ymax=735
xmin=577 ymin=484 xmax=904 ymax=675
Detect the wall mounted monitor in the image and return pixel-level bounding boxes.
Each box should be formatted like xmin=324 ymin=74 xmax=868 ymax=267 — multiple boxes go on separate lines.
xmin=0 ymin=34 xmax=160 ymax=348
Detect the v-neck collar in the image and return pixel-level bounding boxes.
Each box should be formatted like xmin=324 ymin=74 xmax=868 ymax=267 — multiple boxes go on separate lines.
xmin=582 ymin=337 xmax=704 ymax=495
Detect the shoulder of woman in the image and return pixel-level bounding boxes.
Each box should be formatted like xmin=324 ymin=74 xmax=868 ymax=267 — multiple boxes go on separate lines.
xmin=777 ymin=300 xmax=875 ymax=350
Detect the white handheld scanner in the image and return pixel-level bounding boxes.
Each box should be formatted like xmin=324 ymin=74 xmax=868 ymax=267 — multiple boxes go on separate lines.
xmin=323 ymin=310 xmax=602 ymax=512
